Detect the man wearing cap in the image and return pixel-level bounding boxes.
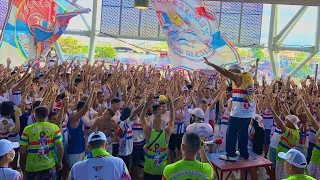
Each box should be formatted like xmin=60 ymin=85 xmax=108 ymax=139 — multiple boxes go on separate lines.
xmin=278 ymin=149 xmax=315 ymax=180
xmin=204 ymin=58 xmax=256 ymax=161
xmin=70 ymin=131 xmax=131 ymax=180
xmin=0 ymin=139 xmax=21 ymax=180
xmin=186 ymin=108 xmax=214 ymax=157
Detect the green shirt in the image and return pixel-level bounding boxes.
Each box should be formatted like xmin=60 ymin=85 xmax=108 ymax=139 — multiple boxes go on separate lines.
xmin=144 ymin=129 xmax=168 ymax=175
xmin=84 ymin=148 xmax=112 ymax=160
xmin=20 ymin=122 xmax=62 ymax=172
xmin=310 ymin=131 xmax=320 ymax=165
xmin=282 ymin=174 xmax=316 ymax=180
xmin=276 ymin=127 xmax=299 ymax=163
xmin=163 ymin=160 xmax=213 ymax=180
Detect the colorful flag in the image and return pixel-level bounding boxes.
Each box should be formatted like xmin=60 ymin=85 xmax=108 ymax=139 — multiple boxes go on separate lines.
xmin=153 ymin=0 xmax=240 ymax=71
xmin=0 ymin=0 xmax=89 ymax=67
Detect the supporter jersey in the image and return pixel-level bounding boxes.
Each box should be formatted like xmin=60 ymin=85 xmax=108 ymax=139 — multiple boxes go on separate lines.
xmin=20 ymin=122 xmax=62 ymax=172
xmin=296 ymin=122 xmax=309 ymax=148
xmin=8 ymin=87 xmax=22 ymax=106
xmin=282 ymin=174 xmax=316 ymax=180
xmin=0 ymin=116 xmax=19 ymax=142
xmin=270 ymin=123 xmax=283 ymax=148
xmin=70 ymin=149 xmax=131 ymax=180
xmin=310 ymin=131 xmax=320 ymax=165
xmin=0 ymin=168 xmax=21 ymax=180
xmin=248 ymin=125 xmax=255 ymax=150
xmin=144 ymin=129 xmax=168 ymax=175
xmin=173 ymin=109 xmax=185 ymax=134
xmin=186 ymin=122 xmax=214 ymax=159
xmin=132 ymin=117 xmax=145 ymax=146
xmin=186 ymin=122 xmax=214 ymax=142
xmin=230 ymin=73 xmax=256 ymax=118
xmin=219 ymin=107 xmax=229 ymax=139
xmin=27 ymin=113 xmax=37 ymax=126
xmin=309 ymin=126 xmax=318 ymax=144
xmin=118 ymin=118 xmax=133 ymax=156
xmin=162 ymin=160 xmax=213 ymax=180
xmin=0 ymin=94 xmax=9 ymax=103
xmin=276 ymin=127 xmax=299 ymax=163
xmin=261 ymin=109 xmax=273 ymax=130
xmin=203 ymin=108 xmax=210 ymax=124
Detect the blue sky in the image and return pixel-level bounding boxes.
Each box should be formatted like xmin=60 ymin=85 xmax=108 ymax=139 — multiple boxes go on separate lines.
xmin=67 ymin=1 xmax=318 ymax=46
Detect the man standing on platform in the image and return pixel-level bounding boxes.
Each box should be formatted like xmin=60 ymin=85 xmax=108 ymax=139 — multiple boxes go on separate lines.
xmin=204 ymin=57 xmax=256 ymax=161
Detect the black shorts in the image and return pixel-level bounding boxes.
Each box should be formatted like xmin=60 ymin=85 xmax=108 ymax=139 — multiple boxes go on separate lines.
xmin=132 ymin=144 xmax=144 ymax=163
xmin=119 ymin=154 xmax=132 ymax=171
xmin=112 ymin=144 xmax=119 ymax=156
xmin=144 ymin=172 xmax=162 ymax=180
xmin=168 ymin=133 xmax=184 ymax=151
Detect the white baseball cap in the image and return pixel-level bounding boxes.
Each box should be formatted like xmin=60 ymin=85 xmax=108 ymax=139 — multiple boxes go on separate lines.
xmin=88 ymin=131 xmax=107 ymax=143
xmin=0 ymin=139 xmax=19 ymax=156
xmin=188 ymin=108 xmax=204 ymax=119
xmin=228 ymin=64 xmax=242 ymax=71
xmin=252 ymin=114 xmax=264 ymax=129
xmin=285 ymin=115 xmax=300 ymax=129
xmin=278 ymin=149 xmax=307 ymax=168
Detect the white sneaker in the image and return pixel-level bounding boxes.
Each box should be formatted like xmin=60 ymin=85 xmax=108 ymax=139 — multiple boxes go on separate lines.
xmin=236 ymin=151 xmax=240 ymax=156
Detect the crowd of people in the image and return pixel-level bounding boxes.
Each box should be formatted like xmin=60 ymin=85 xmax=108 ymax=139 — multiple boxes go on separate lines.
xmin=0 ymin=55 xmax=319 ymax=180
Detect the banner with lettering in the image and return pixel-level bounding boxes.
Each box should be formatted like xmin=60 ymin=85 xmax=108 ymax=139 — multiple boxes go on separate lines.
xmin=153 ymin=0 xmax=240 ymax=71
xmin=0 ymin=0 xmax=89 ymax=67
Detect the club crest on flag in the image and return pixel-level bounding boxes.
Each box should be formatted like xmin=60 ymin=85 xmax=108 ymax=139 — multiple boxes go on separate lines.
xmin=152 ymin=0 xmax=240 ymax=71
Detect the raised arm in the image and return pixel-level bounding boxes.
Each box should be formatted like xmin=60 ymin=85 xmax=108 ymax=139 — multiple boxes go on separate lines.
xmin=204 ymin=57 xmax=242 ymax=87
xmin=268 ymin=101 xmax=286 ymax=132
xmin=140 ymin=93 xmax=153 ymax=140
xmin=302 ymin=100 xmax=319 ymax=132
xmin=165 ymin=96 xmax=175 ymax=138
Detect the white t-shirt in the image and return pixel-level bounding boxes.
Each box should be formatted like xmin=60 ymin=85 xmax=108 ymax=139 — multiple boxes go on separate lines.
xmin=0 ymin=116 xmax=20 ymax=142
xmin=0 ymin=94 xmax=9 ymax=103
xmin=186 ymin=122 xmax=214 ymax=142
xmin=8 ymin=87 xmax=22 ymax=106
xmin=118 ymin=119 xmax=133 ymax=156
xmin=173 ymin=109 xmax=186 ymax=134
xmin=186 ymin=122 xmax=214 ymax=159
xmin=261 ymin=109 xmax=273 ymax=130
xmin=219 ymin=107 xmax=230 ymax=139
xmin=0 ymin=168 xmax=21 ymax=180
xmin=132 ymin=117 xmax=145 ymax=146
xmin=70 ymin=156 xmax=131 ymax=180
xmin=270 ymin=123 xmax=283 ymax=148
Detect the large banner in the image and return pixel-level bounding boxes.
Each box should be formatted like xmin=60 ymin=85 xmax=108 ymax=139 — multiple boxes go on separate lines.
xmin=0 ymin=0 xmax=89 ymax=67
xmin=153 ymin=0 xmax=240 ymax=70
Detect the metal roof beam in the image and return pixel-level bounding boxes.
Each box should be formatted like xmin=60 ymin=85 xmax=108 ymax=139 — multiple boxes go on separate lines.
xmin=209 ymin=0 xmax=320 ymax=6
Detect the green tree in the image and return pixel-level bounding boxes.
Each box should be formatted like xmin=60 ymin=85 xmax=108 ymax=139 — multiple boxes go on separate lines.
xmin=151 ymin=42 xmax=168 ymax=50
xmin=95 ymin=44 xmax=117 ymax=58
xmin=252 ymin=50 xmax=265 ymax=60
xmin=237 ymin=49 xmax=248 ymax=58
xmin=58 ymin=36 xmax=84 ymax=54
xmin=295 ymin=53 xmax=307 ymax=62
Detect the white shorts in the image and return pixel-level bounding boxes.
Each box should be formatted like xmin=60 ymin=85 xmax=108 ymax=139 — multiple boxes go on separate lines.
xmin=308 ymin=162 xmax=320 ymax=179
xmin=67 ymin=152 xmax=85 ymax=167
xmin=276 ymin=160 xmax=287 ymax=180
